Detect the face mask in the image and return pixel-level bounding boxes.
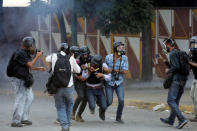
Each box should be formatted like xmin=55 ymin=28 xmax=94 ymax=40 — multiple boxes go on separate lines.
xmin=117 ymin=45 xmax=126 ymax=56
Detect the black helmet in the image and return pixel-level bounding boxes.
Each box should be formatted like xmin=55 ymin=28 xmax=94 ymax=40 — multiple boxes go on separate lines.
xmin=70 ymin=46 xmax=80 ymax=58
xmin=70 ymin=46 xmax=79 ymax=54
xmin=113 ymin=41 xmax=124 ymax=52
xmin=22 ymin=36 xmax=35 ymax=47
xmin=91 ymin=55 xmax=102 ymax=67
xmin=80 ymin=46 xmax=90 ymax=55
xmin=190 ymin=36 xmax=197 ymax=52
xmin=60 ymin=43 xmax=69 ymax=53
xmin=163 ymin=37 xmax=175 ymax=46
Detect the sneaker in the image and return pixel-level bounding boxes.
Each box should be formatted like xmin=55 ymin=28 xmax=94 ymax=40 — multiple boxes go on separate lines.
xmin=176 ymin=119 xmax=188 ymax=129
xmin=116 ymin=117 xmax=124 ymax=124
xmin=75 ymin=115 xmax=85 ymax=122
xmin=160 ymin=118 xmax=173 ymax=126
xmin=99 ymin=109 xmax=105 ymax=121
xmin=55 ymin=119 xmax=60 ymax=124
xmin=189 ymin=117 xmax=197 ymax=122
xmin=21 ymin=120 xmax=32 ymax=125
xmin=11 ymin=122 xmax=23 ymax=127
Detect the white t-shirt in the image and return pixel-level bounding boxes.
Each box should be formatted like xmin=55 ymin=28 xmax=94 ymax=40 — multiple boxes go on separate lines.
xmin=45 ymin=51 xmax=81 ymax=87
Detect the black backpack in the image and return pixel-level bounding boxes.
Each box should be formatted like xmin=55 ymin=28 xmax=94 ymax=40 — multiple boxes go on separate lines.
xmin=52 ymin=53 xmax=71 ymax=88
xmin=7 ymin=51 xmax=17 ymax=77
xmin=178 ymin=51 xmax=190 ymax=76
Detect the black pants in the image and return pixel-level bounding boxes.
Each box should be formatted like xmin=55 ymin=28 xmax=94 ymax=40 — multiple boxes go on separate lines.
xmin=73 ymin=80 xmax=87 ymax=117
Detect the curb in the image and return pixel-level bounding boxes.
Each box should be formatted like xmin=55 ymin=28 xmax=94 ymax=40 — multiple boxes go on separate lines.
xmin=1 ymin=88 xmax=194 ymax=114
xmin=113 ymin=99 xmax=194 ymax=114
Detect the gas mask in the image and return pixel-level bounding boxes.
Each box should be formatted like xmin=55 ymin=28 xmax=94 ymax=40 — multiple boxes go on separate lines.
xmin=117 ymin=45 xmax=126 ymax=56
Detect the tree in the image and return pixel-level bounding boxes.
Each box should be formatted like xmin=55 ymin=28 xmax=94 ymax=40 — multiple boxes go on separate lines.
xmin=76 ymin=0 xmax=154 ymax=81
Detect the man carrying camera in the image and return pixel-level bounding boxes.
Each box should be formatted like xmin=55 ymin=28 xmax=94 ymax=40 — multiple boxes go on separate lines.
xmin=188 ymin=36 xmax=197 ymax=122
xmin=8 ymin=36 xmax=45 ymax=127
xmin=160 ymin=38 xmax=188 ymax=129
xmin=105 ymin=41 xmax=128 ymax=123
xmin=45 ymin=43 xmax=81 ymax=131
xmin=82 ymin=55 xmax=111 ymax=120
xmin=72 ymin=46 xmax=92 ymax=122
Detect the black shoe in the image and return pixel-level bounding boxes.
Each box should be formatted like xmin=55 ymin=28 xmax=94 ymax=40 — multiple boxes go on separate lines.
xmin=160 ymin=118 xmax=173 ymax=126
xmin=11 ymin=122 xmax=23 ymax=127
xmin=176 ymin=119 xmax=188 ymax=129
xmin=116 ymin=117 xmax=124 ymax=124
xmin=21 ymin=120 xmax=32 ymax=125
xmin=61 ymin=128 xmax=70 ymax=131
xmin=99 ymin=109 xmax=105 ymax=121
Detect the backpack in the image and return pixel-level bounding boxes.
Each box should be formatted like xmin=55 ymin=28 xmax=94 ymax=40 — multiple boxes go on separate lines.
xmin=52 ymin=53 xmax=71 ymax=88
xmin=6 ymin=51 xmax=17 ymax=77
xmin=178 ymin=51 xmax=190 ymax=75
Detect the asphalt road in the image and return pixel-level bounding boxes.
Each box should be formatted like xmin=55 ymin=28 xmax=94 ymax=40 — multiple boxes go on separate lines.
xmin=0 ymin=94 xmax=197 ymax=131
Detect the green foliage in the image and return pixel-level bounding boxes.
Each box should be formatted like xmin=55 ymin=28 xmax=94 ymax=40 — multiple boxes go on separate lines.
xmin=76 ymin=0 xmax=154 ymax=35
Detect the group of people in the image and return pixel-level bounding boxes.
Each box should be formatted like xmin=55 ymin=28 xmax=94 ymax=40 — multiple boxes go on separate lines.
xmin=7 ymin=36 xmax=128 ymax=131
xmin=6 ymin=35 xmax=197 ymax=130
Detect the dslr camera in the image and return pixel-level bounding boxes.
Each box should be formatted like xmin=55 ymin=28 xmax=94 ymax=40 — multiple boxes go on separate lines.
xmin=113 ymin=71 xmax=120 ymax=81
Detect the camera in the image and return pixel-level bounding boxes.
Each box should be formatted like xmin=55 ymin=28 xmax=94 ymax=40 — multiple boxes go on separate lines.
xmin=113 ymin=71 xmax=119 ymax=81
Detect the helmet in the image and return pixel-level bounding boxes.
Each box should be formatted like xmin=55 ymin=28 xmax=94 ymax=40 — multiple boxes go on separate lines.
xmin=113 ymin=41 xmax=124 ymax=52
xmin=80 ymin=46 xmax=90 ymax=55
xmin=189 ymin=36 xmax=197 ymax=52
xmin=70 ymin=46 xmax=79 ymax=54
xmin=60 ymin=43 xmax=69 ymax=53
xmin=162 ymin=37 xmax=175 ymax=54
xmin=90 ymin=55 xmax=102 ymax=70
xmin=70 ymin=46 xmax=80 ymax=58
xmin=163 ymin=37 xmax=175 ymax=47
xmin=22 ymin=36 xmax=35 ymax=47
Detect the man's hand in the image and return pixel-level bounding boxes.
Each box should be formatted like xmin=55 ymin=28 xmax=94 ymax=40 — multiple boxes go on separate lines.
xmin=36 ymin=51 xmax=43 ymax=57
xmin=38 ymin=67 xmax=46 ymax=71
xmin=77 ymin=75 xmax=86 ymax=81
xmin=81 ymin=64 xmax=87 ymax=70
xmin=95 ymin=73 xmax=104 ymax=78
xmin=165 ymin=68 xmax=169 ymax=73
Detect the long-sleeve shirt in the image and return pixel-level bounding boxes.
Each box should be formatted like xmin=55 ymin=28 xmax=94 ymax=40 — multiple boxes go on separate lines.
xmin=45 ymin=51 xmax=81 ymax=87
xmin=168 ymin=49 xmax=187 ymax=81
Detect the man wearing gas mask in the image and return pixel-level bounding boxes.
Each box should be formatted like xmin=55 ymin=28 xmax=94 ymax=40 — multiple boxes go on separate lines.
xmin=7 ymin=36 xmax=45 ymax=127
xmin=188 ymin=36 xmax=197 ymax=122
xmin=72 ymin=46 xmax=92 ymax=122
xmin=160 ymin=38 xmax=188 ymax=129
xmin=105 ymin=41 xmax=128 ymax=123
xmin=82 ymin=55 xmax=111 ymax=120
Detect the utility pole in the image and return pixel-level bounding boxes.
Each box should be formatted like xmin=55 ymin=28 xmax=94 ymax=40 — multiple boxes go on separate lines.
xmin=72 ymin=0 xmax=77 ymax=46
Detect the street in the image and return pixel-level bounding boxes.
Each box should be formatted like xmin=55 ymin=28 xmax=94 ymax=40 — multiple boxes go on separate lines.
xmin=0 ymin=93 xmax=197 ymax=131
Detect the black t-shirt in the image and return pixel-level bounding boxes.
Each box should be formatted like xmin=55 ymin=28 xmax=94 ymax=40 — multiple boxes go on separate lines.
xmin=13 ymin=49 xmax=32 ymax=79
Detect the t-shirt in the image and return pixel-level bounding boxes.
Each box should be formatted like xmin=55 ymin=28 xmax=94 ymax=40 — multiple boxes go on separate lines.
xmin=14 ymin=49 xmax=32 ymax=78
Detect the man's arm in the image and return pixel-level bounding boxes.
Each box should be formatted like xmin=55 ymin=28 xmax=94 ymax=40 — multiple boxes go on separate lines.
xmin=167 ymin=52 xmax=180 ymax=74
xmin=27 ymin=52 xmax=43 ymax=70
xmin=71 ymin=56 xmax=81 ymax=74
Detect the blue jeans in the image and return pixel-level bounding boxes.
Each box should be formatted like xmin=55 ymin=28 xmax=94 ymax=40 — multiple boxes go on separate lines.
xmin=167 ymin=81 xmax=186 ymax=124
xmin=54 ymin=87 xmax=74 ymax=130
xmin=105 ymin=84 xmax=124 ymax=118
xmin=87 ymin=88 xmax=107 ymax=111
